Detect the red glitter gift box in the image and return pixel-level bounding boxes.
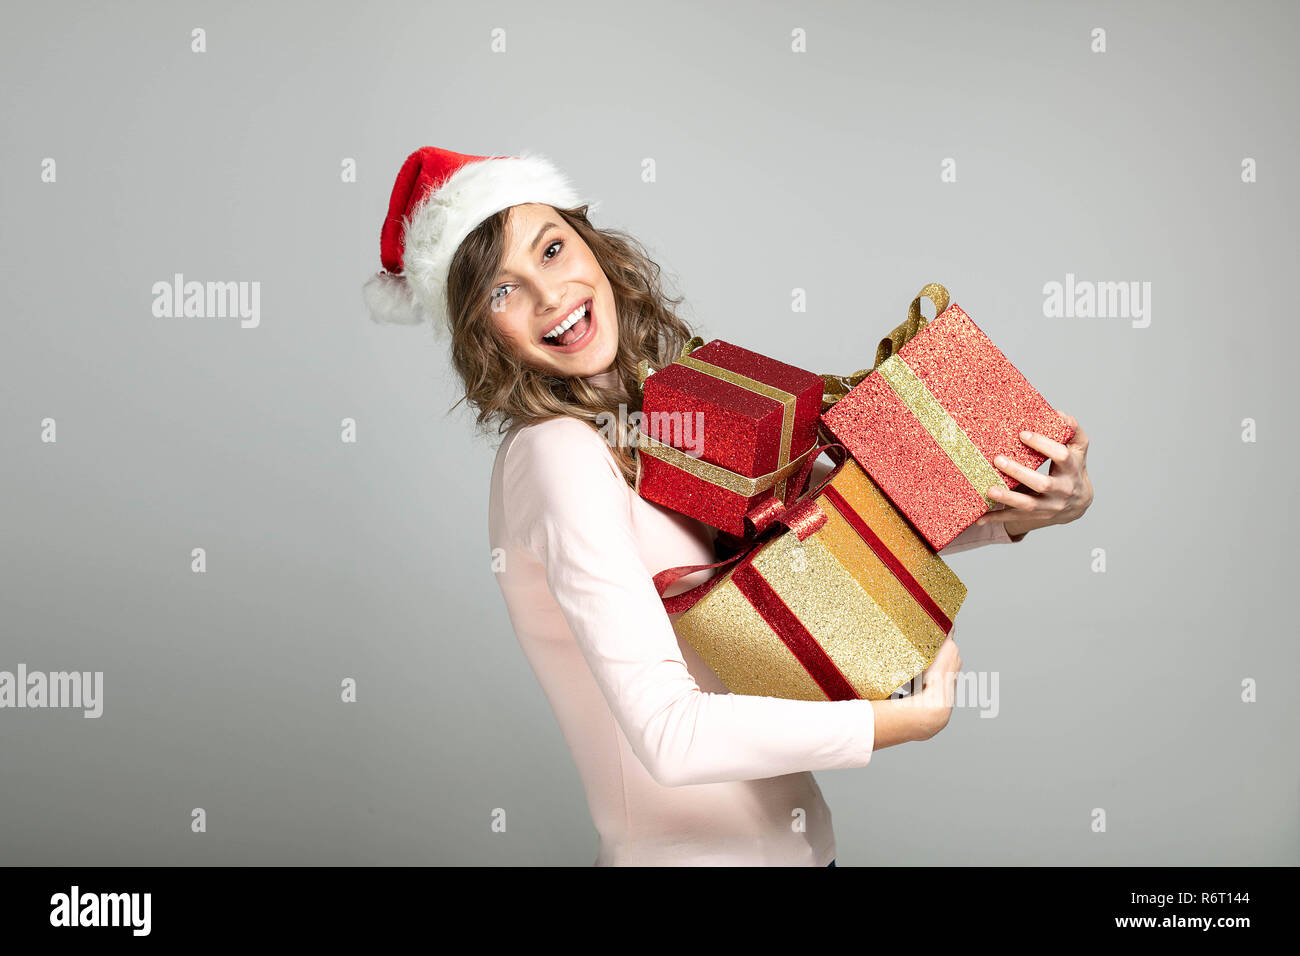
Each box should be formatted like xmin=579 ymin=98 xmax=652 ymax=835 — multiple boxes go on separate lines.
xmin=819 ymin=284 xmax=1074 ymax=551
xmin=636 ymin=340 xmax=824 ymax=537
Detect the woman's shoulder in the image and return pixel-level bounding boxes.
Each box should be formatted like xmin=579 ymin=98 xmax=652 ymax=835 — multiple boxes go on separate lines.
xmin=508 ymin=415 xmax=614 ymax=458
xmin=498 ymin=416 xmax=622 ymax=486
xmin=514 ymin=413 xmax=607 ymax=443
xmin=494 ymin=416 xmax=631 ymax=546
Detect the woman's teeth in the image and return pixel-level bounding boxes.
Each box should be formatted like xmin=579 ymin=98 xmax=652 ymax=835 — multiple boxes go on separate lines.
xmin=542 ymin=302 xmax=591 ymax=346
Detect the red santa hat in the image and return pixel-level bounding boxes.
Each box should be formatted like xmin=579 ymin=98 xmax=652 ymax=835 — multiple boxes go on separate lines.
xmin=363 ymin=146 xmax=588 ymax=332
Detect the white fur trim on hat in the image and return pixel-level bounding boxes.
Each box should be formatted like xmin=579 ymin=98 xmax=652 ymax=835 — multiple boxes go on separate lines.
xmin=378 ymin=150 xmax=584 ymax=334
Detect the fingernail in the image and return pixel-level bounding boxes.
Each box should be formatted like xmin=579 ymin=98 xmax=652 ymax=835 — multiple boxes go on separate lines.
xmin=1020 ymin=430 xmax=1031 ymax=439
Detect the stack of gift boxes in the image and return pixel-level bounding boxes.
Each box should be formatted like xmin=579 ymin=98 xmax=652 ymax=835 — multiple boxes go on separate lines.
xmin=636 ymin=284 xmax=1073 ymax=702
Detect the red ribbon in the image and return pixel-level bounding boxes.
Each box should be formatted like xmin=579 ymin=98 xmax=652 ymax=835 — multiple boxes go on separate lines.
xmin=730 ymin=561 xmax=860 ymax=700
xmin=653 ymin=442 xmax=846 ymax=614
xmin=655 ymin=438 xmax=952 ymax=701
xmin=819 ymin=485 xmax=953 ymax=634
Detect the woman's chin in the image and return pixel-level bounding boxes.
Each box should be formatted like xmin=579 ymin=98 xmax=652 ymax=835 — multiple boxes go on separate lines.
xmin=557 ymin=357 xmax=612 ymax=379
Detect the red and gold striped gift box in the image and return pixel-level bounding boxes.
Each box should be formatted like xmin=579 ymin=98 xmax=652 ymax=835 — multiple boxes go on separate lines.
xmin=636 ymin=339 xmax=824 ymax=537
xmin=671 ymin=456 xmax=967 ymax=702
xmin=820 ymin=283 xmax=1075 ymax=551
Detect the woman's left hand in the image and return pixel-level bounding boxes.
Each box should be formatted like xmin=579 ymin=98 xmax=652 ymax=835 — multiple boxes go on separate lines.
xmin=974 ymin=413 xmax=1093 ymax=540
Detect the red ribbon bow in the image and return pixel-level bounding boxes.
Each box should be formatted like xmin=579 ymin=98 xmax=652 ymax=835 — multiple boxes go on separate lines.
xmin=653 ymin=439 xmax=850 ymax=614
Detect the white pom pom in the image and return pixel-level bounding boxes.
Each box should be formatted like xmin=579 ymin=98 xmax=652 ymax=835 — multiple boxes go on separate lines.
xmin=362 ymin=272 xmax=429 ymax=325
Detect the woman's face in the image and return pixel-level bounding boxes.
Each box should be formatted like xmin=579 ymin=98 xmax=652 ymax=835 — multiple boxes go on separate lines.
xmin=488 ymin=203 xmax=619 ymax=378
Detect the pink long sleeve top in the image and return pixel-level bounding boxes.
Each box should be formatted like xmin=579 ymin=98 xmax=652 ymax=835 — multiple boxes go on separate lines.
xmin=487 ymin=387 xmax=1017 ymax=866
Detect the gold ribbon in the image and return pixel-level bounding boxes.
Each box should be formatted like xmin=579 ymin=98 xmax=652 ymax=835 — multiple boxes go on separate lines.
xmin=822 ymin=282 xmax=1009 ymax=507
xmin=635 ymin=339 xmax=805 ymax=502
xmin=637 ymin=335 xmax=705 ymax=393
xmin=820 ymin=283 xmax=951 ymax=413
xmin=637 ymin=433 xmax=818 ymax=498
xmin=873 ymin=354 xmax=1007 ymax=508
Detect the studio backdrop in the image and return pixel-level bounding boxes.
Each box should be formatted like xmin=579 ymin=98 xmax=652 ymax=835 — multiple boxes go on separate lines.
xmin=2 ymin=0 xmax=1296 ymax=865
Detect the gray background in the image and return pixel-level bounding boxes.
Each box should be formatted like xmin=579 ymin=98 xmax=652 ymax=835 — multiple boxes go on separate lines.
xmin=2 ymin=0 xmax=1296 ymax=865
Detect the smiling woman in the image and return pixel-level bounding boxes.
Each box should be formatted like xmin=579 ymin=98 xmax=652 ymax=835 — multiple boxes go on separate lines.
xmin=361 ymin=146 xmax=1029 ymax=867
xmin=484 ymin=204 xmax=617 ymax=370
xmin=362 ymin=148 xmax=696 ymax=484
xmin=442 ymin=191 xmax=696 ymax=486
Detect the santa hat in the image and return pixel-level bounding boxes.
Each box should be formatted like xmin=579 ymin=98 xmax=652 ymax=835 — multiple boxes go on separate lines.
xmin=363 ymin=146 xmax=589 ymax=332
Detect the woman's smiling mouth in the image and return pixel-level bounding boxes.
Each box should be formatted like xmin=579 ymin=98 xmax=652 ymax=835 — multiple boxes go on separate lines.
xmin=540 ymin=298 xmax=596 ymax=352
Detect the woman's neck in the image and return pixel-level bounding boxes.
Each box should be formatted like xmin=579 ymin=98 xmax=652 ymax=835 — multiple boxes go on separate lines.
xmin=582 ymin=368 xmax=620 ymax=389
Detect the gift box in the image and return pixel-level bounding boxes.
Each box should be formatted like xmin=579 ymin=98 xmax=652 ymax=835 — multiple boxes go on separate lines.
xmin=667 ymin=453 xmax=967 ymax=701
xmin=820 ymin=284 xmax=1074 ymax=551
xmin=636 ymin=339 xmax=824 ymax=536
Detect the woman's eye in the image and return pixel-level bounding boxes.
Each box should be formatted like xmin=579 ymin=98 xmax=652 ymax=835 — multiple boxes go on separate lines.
xmin=490 ymin=240 xmax=561 ymax=304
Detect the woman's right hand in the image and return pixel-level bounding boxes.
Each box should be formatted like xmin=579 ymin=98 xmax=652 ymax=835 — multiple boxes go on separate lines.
xmin=868 ymin=635 xmax=964 ymax=750
xmin=913 ymin=635 xmax=963 ymax=740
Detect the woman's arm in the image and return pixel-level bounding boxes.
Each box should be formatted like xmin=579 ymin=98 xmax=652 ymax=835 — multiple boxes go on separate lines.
xmin=939 ymin=515 xmax=1018 ymax=553
xmin=503 ymin=418 xmax=947 ymax=788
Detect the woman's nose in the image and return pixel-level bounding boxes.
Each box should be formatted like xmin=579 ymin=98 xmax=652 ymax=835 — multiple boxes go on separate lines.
xmin=539 ymin=289 xmax=568 ymax=314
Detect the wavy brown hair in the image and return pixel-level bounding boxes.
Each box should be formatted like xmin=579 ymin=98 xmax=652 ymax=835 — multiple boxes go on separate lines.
xmin=444 ymin=203 xmax=697 ymax=486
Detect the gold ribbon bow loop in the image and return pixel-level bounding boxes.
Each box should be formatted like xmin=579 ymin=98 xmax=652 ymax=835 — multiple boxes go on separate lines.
xmin=877 ymin=282 xmax=950 ymax=368
xmin=820 ymin=283 xmax=950 ymax=413
xmin=821 ymin=370 xmax=871 ymax=412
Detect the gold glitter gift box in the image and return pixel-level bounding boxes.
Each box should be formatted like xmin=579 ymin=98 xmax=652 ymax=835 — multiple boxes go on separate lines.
xmin=668 ymin=454 xmax=967 ymax=701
